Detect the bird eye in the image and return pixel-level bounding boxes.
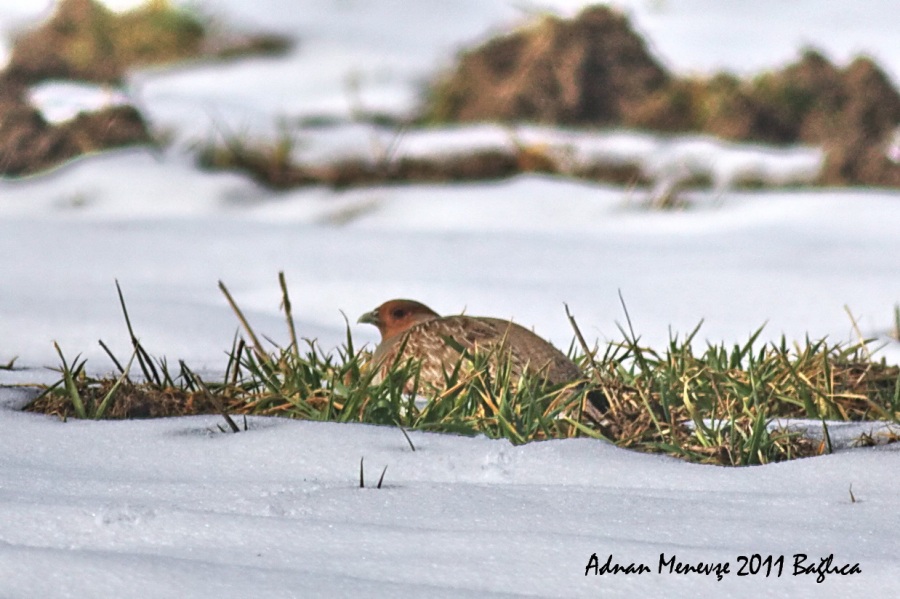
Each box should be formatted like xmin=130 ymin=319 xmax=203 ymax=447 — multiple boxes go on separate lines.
xmin=391 ymin=308 xmax=406 ymax=319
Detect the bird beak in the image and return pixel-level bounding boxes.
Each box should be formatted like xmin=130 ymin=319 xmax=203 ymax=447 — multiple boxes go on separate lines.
xmin=357 ymin=309 xmax=380 ymax=326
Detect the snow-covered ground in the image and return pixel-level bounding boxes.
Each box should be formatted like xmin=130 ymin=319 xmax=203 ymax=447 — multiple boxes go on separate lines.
xmin=1 ymin=1 xmax=899 ymax=597
xmin=1 ymin=385 xmax=898 ymax=599
xmin=2 ymin=150 xmax=898 ymax=375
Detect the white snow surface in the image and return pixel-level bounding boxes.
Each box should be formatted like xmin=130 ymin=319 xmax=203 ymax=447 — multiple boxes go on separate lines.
xmin=1 ymin=385 xmax=898 ymax=598
xmin=2 ymin=151 xmax=898 ymax=373
xmin=2 ymin=1 xmax=900 ymax=596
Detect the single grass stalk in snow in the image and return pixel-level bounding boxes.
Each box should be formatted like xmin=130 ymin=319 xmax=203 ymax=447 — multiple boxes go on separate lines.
xmin=358 ymin=457 xmax=389 ymax=489
xmin=25 ymin=275 xmax=900 ymax=466
xmin=893 ymin=303 xmax=900 ymax=341
xmin=396 ymin=423 xmax=416 ymax=451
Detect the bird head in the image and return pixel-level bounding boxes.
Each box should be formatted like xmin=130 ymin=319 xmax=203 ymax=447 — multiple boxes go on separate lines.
xmin=357 ymin=299 xmax=440 ymax=340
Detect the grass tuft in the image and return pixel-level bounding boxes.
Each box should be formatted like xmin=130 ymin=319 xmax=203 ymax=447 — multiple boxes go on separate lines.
xmin=24 ymin=275 xmax=900 ymax=466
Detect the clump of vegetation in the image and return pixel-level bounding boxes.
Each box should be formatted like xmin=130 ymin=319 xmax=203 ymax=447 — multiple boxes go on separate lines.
xmin=27 ymin=282 xmax=238 ymax=421
xmin=4 ymin=0 xmax=291 ymax=85
xmin=24 ymin=276 xmax=900 ymax=467
xmin=5 ymin=0 xmax=204 ymax=83
xmin=194 ymin=130 xmax=317 ymax=189
xmin=593 ymin=320 xmax=899 ymax=464
xmin=194 ymin=125 xmax=565 ymax=189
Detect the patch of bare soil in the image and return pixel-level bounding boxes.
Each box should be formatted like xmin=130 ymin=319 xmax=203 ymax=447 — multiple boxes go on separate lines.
xmin=425 ymin=6 xmax=900 ymax=187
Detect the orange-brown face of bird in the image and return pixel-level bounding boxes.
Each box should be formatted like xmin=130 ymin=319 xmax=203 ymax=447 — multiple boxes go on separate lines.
xmin=358 ymin=299 xmax=440 ymax=341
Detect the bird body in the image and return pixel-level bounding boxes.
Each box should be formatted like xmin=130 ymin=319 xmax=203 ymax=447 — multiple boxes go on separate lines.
xmin=358 ymin=299 xmax=582 ymax=391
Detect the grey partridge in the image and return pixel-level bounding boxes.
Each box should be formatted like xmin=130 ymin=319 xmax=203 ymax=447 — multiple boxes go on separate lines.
xmin=357 ymin=299 xmax=606 ymax=414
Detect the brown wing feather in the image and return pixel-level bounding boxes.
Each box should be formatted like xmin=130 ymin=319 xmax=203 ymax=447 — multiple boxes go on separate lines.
xmin=371 ymin=315 xmax=582 ymax=391
xmin=475 ymin=317 xmax=582 ymax=385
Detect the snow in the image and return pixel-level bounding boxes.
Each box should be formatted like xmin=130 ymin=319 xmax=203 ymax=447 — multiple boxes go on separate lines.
xmin=580 ymin=0 xmax=900 ymax=82
xmin=27 ymin=81 xmax=133 ymax=124
xmin=1 ymin=387 xmax=899 ymax=598
xmin=1 ymin=0 xmax=900 ymax=596
xmin=3 ymin=157 xmax=898 ymax=372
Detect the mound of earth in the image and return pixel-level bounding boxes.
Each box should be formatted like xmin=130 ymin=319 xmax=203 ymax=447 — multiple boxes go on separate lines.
xmin=4 ymin=0 xmax=291 ymax=85
xmin=0 ymin=77 xmax=151 ymax=177
xmin=6 ymin=0 xmax=203 ymax=84
xmin=0 ymin=0 xmax=291 ymax=177
xmin=807 ymin=56 xmax=900 ymax=186
xmin=426 ymin=6 xmax=900 ymax=186
xmin=629 ymin=50 xmax=900 ymax=186
xmin=426 ymin=5 xmax=669 ymax=125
